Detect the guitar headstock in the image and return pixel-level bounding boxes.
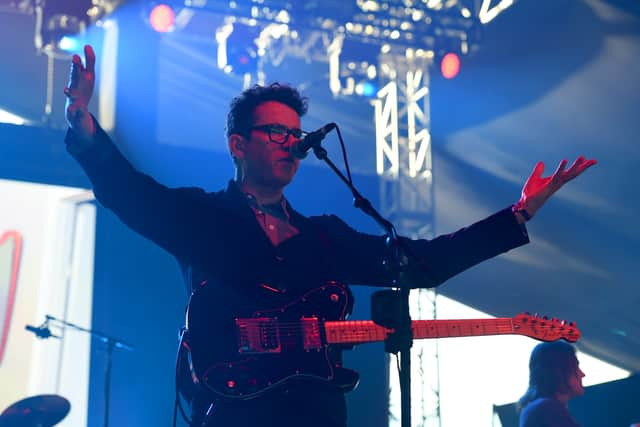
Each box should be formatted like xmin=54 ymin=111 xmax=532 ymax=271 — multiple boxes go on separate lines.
xmin=513 ymin=313 xmax=581 ymax=343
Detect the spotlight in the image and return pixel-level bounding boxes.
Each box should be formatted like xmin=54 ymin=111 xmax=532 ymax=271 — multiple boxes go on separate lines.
xmin=355 ymin=80 xmax=379 ymax=97
xmin=33 ymin=0 xmax=123 ymax=57
xmin=35 ymin=7 xmax=86 ymax=57
xmin=148 ymin=4 xmax=175 ymax=33
xmin=332 ymin=38 xmax=383 ymax=97
xmin=216 ymin=22 xmax=261 ymax=76
xmin=440 ymin=52 xmax=461 ymax=79
xmin=57 ymin=35 xmax=82 ymax=53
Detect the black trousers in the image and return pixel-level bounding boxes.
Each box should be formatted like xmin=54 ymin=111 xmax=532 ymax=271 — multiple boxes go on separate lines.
xmin=192 ymin=383 xmax=347 ymax=427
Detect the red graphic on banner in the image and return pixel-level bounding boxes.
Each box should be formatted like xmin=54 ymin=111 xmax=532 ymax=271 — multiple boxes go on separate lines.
xmin=0 ymin=231 xmax=22 ymax=366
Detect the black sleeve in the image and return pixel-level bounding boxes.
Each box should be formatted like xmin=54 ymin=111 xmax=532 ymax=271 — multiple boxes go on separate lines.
xmin=65 ymin=120 xmax=222 ymax=268
xmin=314 ymin=208 xmax=529 ymax=288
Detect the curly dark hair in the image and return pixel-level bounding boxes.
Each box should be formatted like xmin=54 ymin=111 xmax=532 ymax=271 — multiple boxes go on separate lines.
xmin=518 ymin=341 xmax=579 ymax=411
xmin=225 ymin=83 xmax=308 ymax=138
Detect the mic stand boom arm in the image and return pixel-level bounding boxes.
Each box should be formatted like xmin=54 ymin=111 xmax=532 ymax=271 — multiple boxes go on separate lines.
xmin=311 ymin=143 xmax=414 ymax=427
xmin=45 ymin=315 xmax=135 ymax=351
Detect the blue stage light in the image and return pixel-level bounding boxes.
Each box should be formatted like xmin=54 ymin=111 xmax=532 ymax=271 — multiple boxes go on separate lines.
xmin=58 ymin=36 xmax=81 ymax=53
xmin=361 ymin=82 xmax=378 ymax=97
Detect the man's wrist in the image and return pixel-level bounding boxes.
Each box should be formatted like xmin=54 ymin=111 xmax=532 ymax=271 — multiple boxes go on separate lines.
xmin=66 ymin=114 xmax=98 ymax=153
xmin=512 ymin=201 xmax=532 ymax=223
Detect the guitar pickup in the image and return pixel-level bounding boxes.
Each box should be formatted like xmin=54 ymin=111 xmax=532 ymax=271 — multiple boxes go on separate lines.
xmin=236 ymin=318 xmax=282 ymax=354
xmin=300 ymin=317 xmax=322 ymax=351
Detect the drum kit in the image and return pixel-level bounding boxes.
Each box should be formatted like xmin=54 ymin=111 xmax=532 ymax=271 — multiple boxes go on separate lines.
xmin=0 ymin=395 xmax=70 ymax=427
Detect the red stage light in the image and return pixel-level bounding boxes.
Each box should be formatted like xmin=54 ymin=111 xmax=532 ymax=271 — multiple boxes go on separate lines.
xmin=149 ymin=4 xmax=175 ymax=33
xmin=440 ymin=53 xmax=461 ymax=79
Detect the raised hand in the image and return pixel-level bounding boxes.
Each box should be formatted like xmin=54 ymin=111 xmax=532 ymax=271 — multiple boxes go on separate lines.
xmin=516 ymin=156 xmax=597 ymax=220
xmin=64 ymin=44 xmax=96 ymax=140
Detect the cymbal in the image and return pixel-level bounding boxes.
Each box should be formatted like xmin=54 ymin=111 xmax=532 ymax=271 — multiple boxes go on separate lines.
xmin=0 ymin=395 xmax=70 ymax=427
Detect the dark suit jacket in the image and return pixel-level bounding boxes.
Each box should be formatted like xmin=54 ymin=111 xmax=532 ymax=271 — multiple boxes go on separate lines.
xmin=66 ymin=122 xmax=530 ymax=426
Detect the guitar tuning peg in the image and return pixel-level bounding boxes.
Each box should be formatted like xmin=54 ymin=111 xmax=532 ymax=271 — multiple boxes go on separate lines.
xmin=560 ymin=319 xmax=567 ymax=326
xmin=542 ymin=315 xmax=548 ymax=320
xmin=569 ymin=321 xmax=576 ymax=327
xmin=551 ymin=317 xmax=558 ymax=323
xmin=534 ymin=313 xmax=539 ymax=318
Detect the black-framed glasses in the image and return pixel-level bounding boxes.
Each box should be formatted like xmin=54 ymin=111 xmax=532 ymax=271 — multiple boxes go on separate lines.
xmin=249 ymin=124 xmax=308 ymax=144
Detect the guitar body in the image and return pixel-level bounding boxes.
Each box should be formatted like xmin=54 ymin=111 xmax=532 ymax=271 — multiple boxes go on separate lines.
xmin=186 ymin=281 xmax=359 ymax=399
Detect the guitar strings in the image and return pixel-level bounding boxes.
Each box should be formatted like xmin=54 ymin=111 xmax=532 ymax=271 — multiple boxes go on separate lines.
xmin=239 ymin=319 xmax=523 ymax=338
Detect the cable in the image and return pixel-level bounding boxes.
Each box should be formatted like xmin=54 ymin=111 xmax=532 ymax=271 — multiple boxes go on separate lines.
xmin=174 ymin=328 xmax=193 ymax=426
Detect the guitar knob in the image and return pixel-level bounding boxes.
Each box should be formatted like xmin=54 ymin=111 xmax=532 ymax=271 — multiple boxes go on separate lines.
xmin=330 ymin=293 xmax=340 ymax=303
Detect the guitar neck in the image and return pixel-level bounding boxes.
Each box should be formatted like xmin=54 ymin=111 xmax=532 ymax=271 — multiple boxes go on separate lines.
xmin=324 ymin=318 xmax=516 ymax=345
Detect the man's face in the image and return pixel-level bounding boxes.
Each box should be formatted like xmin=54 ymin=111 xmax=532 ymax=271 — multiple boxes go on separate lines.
xmin=238 ymin=100 xmax=302 ymax=190
xmin=566 ymin=361 xmax=585 ymax=398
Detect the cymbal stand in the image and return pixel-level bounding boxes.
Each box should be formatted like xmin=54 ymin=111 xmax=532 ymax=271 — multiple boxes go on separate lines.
xmin=44 ymin=314 xmax=135 ymax=427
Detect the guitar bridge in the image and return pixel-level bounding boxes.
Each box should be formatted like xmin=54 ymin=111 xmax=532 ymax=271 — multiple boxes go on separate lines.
xmin=236 ymin=318 xmax=282 ymax=354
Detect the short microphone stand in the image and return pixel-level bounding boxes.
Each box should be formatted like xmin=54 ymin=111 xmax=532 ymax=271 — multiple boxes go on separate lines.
xmin=45 ymin=314 xmax=135 ymax=427
xmin=311 ymin=144 xmax=414 ymax=427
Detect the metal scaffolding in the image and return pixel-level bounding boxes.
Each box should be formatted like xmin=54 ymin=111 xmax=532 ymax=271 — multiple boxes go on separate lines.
xmin=373 ymin=51 xmax=440 ymax=427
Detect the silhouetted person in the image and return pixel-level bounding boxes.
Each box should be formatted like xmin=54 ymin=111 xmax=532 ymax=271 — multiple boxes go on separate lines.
xmin=519 ymin=341 xmax=586 ymax=427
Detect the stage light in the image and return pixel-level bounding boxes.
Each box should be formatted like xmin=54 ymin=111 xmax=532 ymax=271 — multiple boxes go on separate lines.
xmin=440 ymin=52 xmax=460 ymax=79
xmin=0 ymin=108 xmax=30 ymax=126
xmin=148 ymin=4 xmax=175 ymax=33
xmin=35 ymin=9 xmax=86 ymax=57
xmin=356 ymin=81 xmax=379 ymax=97
xmin=33 ymin=0 xmax=123 ymax=57
xmin=57 ymin=36 xmax=81 ymax=53
xmin=216 ymin=21 xmax=261 ymax=76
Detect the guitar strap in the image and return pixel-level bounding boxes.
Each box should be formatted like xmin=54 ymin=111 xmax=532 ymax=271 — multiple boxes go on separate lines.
xmin=309 ymin=217 xmax=354 ymax=318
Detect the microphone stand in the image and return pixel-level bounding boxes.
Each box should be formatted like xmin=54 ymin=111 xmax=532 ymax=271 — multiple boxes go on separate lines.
xmin=310 ymin=143 xmax=414 ymax=427
xmin=44 ymin=314 xmax=135 ymax=427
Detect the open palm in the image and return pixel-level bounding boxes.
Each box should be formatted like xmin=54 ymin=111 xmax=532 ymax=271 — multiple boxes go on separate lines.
xmin=520 ymin=156 xmax=597 ymax=218
xmin=64 ymin=45 xmax=96 ymax=139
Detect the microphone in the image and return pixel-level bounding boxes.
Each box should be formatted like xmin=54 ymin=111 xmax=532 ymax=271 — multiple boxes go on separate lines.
xmin=25 ymin=324 xmax=55 ymax=339
xmin=291 ymin=123 xmax=337 ymax=159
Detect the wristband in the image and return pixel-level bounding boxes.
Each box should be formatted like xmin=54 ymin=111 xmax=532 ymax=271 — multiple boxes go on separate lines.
xmin=512 ymin=203 xmax=532 ymax=221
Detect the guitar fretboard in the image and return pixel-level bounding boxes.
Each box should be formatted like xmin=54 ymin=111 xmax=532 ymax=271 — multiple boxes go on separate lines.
xmin=324 ymin=318 xmax=515 ymax=345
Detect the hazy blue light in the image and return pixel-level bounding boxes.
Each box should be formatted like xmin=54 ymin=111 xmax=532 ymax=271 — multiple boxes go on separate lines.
xmin=58 ymin=36 xmax=81 ymax=52
xmin=361 ymin=81 xmax=378 ymax=97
